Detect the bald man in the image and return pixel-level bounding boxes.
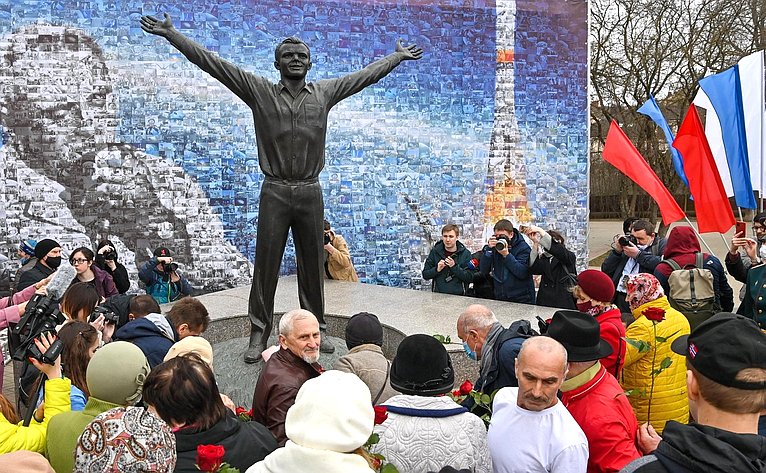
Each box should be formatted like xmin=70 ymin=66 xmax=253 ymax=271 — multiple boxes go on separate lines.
xmin=488 ymin=337 xmax=588 ymax=472
xmin=456 ymin=304 xmax=536 ymax=416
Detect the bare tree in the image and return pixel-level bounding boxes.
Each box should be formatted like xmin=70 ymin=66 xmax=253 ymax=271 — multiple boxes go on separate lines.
xmin=590 ymin=0 xmax=763 ymax=225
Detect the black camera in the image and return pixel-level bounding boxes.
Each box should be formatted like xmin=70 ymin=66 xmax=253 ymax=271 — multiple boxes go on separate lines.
xmin=495 ymin=235 xmax=511 ymax=252
xmin=618 ymin=234 xmax=638 ymax=247
xmin=103 ymin=250 xmax=117 ymax=261
xmin=89 ymin=305 xmax=119 ymax=325
xmin=324 ymin=232 xmax=331 ymax=245
xmin=162 ymin=262 xmax=179 ymax=275
xmin=11 ymin=293 xmax=65 ymax=364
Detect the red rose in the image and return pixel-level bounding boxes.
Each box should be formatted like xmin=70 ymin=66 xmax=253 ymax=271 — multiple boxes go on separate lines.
xmin=247 ymin=407 xmax=254 ymax=418
xmin=642 ymin=307 xmax=666 ymax=322
xmin=459 ymin=380 xmax=473 ymax=396
xmin=373 ymin=405 xmax=388 ymax=425
xmin=235 ymin=406 xmax=246 ymax=416
xmin=451 ymin=389 xmax=461 ymax=397
xmin=196 ymin=444 xmax=225 ymax=472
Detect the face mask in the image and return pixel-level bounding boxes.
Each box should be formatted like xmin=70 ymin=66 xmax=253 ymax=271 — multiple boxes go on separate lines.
xmin=576 ymin=300 xmax=602 ymax=317
xmin=46 ymin=256 xmax=61 ymax=269
xmin=20 ymin=256 xmax=30 ymax=265
xmin=463 ymin=341 xmax=478 ymax=361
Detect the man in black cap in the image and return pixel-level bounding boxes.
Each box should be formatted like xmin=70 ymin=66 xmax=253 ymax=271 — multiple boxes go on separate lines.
xmin=16 ymin=238 xmax=62 ymax=291
xmin=138 ymin=247 xmax=192 ymax=304
xmin=621 ymin=312 xmax=766 ymax=472
xmin=332 ymin=312 xmax=396 ymax=404
xmin=547 ymin=310 xmax=640 ymax=472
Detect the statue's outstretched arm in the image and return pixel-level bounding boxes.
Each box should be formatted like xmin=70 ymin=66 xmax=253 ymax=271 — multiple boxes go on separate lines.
xmin=141 ymin=13 xmax=261 ymax=106
xmin=326 ymin=39 xmax=424 ymax=106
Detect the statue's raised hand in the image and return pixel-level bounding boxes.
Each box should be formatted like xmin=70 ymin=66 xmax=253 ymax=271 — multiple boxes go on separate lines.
xmin=141 ymin=13 xmax=175 ymax=38
xmin=396 ymin=39 xmax=424 ymax=61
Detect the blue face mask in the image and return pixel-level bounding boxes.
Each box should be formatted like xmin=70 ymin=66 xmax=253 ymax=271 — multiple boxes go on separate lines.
xmin=463 ymin=341 xmax=478 ymax=361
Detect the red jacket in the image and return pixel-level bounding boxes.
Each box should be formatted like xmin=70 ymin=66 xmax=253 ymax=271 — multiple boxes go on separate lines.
xmin=595 ymin=308 xmax=626 ymax=378
xmin=562 ymin=364 xmax=640 ymax=473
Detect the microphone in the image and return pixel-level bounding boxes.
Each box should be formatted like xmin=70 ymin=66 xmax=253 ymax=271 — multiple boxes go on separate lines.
xmin=46 ymin=264 xmax=77 ymax=301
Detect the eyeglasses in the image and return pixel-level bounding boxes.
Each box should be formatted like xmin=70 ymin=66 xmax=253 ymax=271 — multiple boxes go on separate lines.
xmin=70 ymin=258 xmax=90 ymax=265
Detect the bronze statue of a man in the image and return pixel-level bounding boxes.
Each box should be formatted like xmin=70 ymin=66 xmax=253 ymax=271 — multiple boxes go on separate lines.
xmin=141 ymin=14 xmax=423 ymax=362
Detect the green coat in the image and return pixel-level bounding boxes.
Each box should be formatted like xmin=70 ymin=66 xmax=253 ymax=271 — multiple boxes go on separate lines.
xmin=422 ymin=241 xmax=473 ymax=295
xmin=46 ymin=397 xmax=121 ymax=473
xmin=737 ymin=263 xmax=766 ymax=328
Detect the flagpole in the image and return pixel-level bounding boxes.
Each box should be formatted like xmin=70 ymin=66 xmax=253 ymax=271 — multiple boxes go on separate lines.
xmin=683 ymin=216 xmax=717 ymax=256
xmin=738 ymin=206 xmax=744 ymax=221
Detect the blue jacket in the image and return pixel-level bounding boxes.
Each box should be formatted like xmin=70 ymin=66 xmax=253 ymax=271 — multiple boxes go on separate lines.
xmin=138 ymin=257 xmax=193 ymax=304
xmin=422 ymin=240 xmax=473 ymax=295
xmin=479 ymin=230 xmax=535 ymax=303
xmin=114 ymin=315 xmax=178 ymax=368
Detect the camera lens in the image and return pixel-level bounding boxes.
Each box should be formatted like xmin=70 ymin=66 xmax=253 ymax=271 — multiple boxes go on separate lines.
xmin=495 ymin=240 xmax=506 ymax=252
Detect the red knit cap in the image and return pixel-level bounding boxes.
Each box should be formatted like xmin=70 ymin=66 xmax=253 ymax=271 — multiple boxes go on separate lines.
xmin=577 ymin=269 xmax=615 ymax=303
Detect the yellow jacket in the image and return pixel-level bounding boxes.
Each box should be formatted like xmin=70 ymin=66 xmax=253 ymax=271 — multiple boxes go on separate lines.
xmin=326 ymin=234 xmax=359 ymax=282
xmin=621 ymin=296 xmax=689 ymax=433
xmin=0 ymin=377 xmax=71 ymax=454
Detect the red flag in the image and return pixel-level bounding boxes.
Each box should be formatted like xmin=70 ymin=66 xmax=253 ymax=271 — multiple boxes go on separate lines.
xmin=672 ymin=105 xmax=735 ymax=234
xmin=602 ymin=120 xmax=685 ymax=225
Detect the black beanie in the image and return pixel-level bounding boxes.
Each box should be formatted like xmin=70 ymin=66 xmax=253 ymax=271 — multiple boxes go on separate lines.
xmin=34 ymin=239 xmax=60 ymax=260
xmin=345 ymin=312 xmax=384 ymax=350
xmin=390 ymin=334 xmax=454 ymax=396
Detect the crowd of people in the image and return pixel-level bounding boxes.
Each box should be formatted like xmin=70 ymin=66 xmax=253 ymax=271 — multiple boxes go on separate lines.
xmin=0 ymin=215 xmax=763 ymax=472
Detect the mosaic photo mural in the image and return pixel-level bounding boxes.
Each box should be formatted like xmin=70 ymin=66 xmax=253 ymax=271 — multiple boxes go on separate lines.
xmin=0 ymin=0 xmax=588 ymax=293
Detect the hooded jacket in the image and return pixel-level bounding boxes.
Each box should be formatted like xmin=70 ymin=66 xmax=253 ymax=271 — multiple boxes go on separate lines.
xmin=113 ymin=314 xmax=178 ymax=368
xmin=94 ymin=241 xmax=130 ymax=294
xmin=138 ymin=256 xmax=193 ymax=304
xmin=620 ymin=421 xmax=766 ymax=472
xmin=479 ymin=229 xmax=535 ymax=303
xmin=601 ymin=237 xmax=666 ymax=292
xmin=622 ymin=297 xmax=690 ymax=433
xmin=653 ymin=226 xmax=734 ymax=312
xmin=422 ymin=240 xmax=473 ymax=295
xmin=175 ymin=412 xmax=278 ymax=472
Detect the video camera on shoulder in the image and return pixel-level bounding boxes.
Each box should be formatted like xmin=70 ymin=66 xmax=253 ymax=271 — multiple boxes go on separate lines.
xmin=618 ymin=234 xmax=638 ymax=247
xmin=495 ymin=235 xmax=511 ymax=252
xmin=89 ymin=305 xmax=119 ymax=325
xmin=11 ymin=293 xmax=64 ymax=364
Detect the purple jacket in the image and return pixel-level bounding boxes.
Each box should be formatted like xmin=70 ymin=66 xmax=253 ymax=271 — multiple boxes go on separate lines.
xmin=71 ymin=265 xmax=118 ymax=299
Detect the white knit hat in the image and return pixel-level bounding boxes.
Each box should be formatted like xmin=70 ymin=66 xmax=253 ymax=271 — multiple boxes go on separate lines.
xmin=285 ymin=370 xmax=374 ymax=452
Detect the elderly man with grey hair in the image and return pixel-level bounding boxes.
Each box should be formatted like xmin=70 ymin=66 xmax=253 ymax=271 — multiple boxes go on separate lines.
xmin=251 ymin=309 xmax=323 ymax=446
xmin=456 ymin=304 xmax=536 ymax=417
xmin=488 ymin=337 xmax=589 ymax=472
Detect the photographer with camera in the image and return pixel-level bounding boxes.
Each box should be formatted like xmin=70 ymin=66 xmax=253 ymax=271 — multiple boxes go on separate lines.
xmin=139 ymin=247 xmax=193 ymax=304
xmin=601 ymin=219 xmax=666 ymax=312
xmin=0 ymin=332 xmax=71 ymax=455
xmin=95 ymin=240 xmax=130 ymax=294
xmin=479 ymin=219 xmax=535 ymax=304
xmin=524 ymin=224 xmax=577 ymax=309
xmin=69 ymin=247 xmax=118 ymax=299
xmin=323 ymin=220 xmax=359 ymax=282
xmin=422 ymin=224 xmax=473 ymax=295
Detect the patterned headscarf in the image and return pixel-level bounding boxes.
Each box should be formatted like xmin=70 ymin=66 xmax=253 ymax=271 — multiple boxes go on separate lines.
xmin=624 ymin=273 xmax=665 ymax=310
xmin=75 ymin=406 xmax=176 ymax=473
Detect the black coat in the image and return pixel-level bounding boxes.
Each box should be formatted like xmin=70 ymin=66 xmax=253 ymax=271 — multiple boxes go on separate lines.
xmin=16 ymin=261 xmax=55 ymax=291
xmin=529 ymin=239 xmax=577 ymax=310
xmin=174 ymin=412 xmax=278 ymax=473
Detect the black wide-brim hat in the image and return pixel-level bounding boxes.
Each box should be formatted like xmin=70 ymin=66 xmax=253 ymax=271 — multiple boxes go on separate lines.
xmin=390 ymin=334 xmax=454 ymax=396
xmin=547 ymin=310 xmax=613 ymax=362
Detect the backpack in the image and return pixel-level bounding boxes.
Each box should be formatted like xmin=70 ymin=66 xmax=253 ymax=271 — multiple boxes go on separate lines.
xmin=662 ymin=252 xmax=719 ymax=331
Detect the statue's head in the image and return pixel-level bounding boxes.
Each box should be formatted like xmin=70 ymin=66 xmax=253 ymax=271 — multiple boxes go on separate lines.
xmin=273 ymin=37 xmax=312 ymax=81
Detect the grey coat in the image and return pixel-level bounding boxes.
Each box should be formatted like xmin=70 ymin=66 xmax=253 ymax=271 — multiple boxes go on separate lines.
xmin=332 ymin=344 xmax=397 ymax=404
